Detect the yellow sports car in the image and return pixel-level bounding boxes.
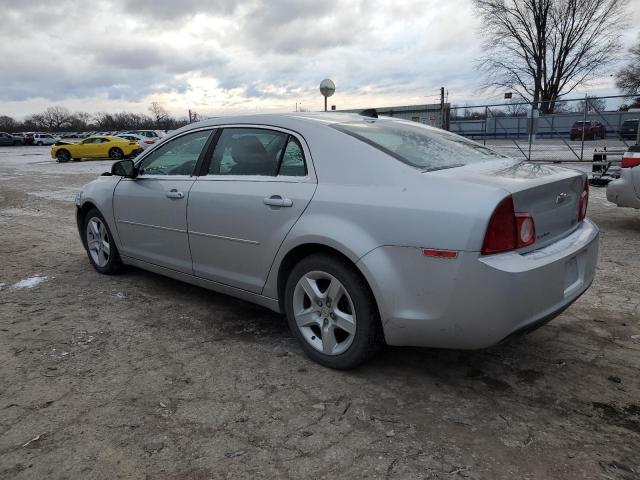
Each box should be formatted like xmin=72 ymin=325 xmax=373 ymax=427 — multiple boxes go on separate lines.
xmin=51 ymin=135 xmax=142 ymax=163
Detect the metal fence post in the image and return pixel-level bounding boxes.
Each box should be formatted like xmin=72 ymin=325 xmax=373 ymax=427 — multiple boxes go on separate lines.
xmin=527 ymin=105 xmax=534 ymax=160
xmin=483 ymin=106 xmax=488 ymax=145
xmin=580 ymin=94 xmax=588 ymax=161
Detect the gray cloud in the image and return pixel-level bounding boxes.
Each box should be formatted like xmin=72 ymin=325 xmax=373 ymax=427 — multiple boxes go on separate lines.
xmin=0 ymin=0 xmax=635 ymax=116
xmin=121 ymin=0 xmax=240 ymax=21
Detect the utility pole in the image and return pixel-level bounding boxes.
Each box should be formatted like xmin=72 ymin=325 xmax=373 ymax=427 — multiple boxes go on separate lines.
xmin=188 ymin=109 xmax=192 ymax=123
xmin=440 ymin=87 xmax=445 ymax=129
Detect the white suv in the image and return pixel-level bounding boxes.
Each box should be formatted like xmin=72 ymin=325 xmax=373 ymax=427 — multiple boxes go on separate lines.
xmin=33 ymin=133 xmax=59 ymax=146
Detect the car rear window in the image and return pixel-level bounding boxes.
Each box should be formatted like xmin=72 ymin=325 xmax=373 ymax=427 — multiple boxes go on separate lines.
xmin=332 ymin=120 xmax=504 ymax=171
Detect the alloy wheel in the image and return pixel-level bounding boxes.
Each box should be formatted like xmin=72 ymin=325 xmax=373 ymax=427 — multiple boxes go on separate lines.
xmin=86 ymin=217 xmax=111 ymax=268
xmin=110 ymin=148 xmax=123 ymax=159
xmin=292 ymin=271 xmax=357 ymax=355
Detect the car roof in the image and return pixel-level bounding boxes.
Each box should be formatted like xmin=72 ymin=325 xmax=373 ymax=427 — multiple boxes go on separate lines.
xmin=85 ymin=135 xmax=121 ymax=140
xmin=170 ymin=112 xmax=391 ymax=138
xmin=194 ymin=112 xmax=368 ymax=128
xmin=165 ymin=111 xmax=435 ymax=143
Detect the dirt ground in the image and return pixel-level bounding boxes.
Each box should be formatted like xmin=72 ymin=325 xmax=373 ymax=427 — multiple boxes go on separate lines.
xmin=1 ymin=146 xmax=639 ymax=480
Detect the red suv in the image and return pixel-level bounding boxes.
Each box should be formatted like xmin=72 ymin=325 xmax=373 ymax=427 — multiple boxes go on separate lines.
xmin=22 ymin=133 xmax=35 ymax=145
xmin=570 ymin=121 xmax=606 ymax=140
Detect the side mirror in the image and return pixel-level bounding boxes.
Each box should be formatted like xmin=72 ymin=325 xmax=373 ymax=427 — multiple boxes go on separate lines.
xmin=111 ymin=159 xmax=137 ymax=178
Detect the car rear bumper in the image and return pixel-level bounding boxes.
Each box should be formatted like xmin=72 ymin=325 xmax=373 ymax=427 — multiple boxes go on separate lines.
xmin=357 ymin=219 xmax=599 ymax=349
xmin=607 ymin=169 xmax=640 ymax=209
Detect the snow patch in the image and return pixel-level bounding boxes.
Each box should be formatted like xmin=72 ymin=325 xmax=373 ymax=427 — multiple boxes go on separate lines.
xmin=13 ymin=275 xmax=48 ymax=289
xmin=0 ymin=207 xmax=44 ymax=217
xmin=31 ymin=188 xmax=79 ymax=202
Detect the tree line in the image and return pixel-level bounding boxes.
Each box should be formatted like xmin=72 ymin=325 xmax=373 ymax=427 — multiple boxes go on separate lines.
xmin=0 ymin=102 xmax=195 ymax=133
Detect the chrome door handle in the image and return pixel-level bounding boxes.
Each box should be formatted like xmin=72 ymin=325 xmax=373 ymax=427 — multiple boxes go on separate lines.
xmin=166 ymin=189 xmax=184 ymax=199
xmin=264 ymin=195 xmax=293 ymax=207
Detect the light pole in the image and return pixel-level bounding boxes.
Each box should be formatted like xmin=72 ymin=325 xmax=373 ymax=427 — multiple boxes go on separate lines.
xmin=320 ymin=79 xmax=335 ymax=112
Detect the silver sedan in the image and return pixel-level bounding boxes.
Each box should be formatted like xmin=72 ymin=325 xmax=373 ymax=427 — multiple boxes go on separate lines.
xmin=75 ymin=112 xmax=599 ymax=369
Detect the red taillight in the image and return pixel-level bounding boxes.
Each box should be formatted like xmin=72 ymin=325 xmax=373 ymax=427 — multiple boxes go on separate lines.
xmin=621 ymin=154 xmax=640 ymax=169
xmin=144 ymin=140 xmax=154 ymax=144
xmin=578 ymin=178 xmax=589 ymax=222
xmin=482 ymin=196 xmax=536 ymax=255
xmin=482 ymin=197 xmax=517 ymax=255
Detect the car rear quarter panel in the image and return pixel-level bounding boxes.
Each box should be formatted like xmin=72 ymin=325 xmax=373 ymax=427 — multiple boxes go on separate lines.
xmin=262 ymin=126 xmax=509 ymax=300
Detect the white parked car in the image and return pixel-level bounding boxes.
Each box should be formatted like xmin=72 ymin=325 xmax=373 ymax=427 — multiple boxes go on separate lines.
xmin=124 ymin=130 xmax=164 ymax=141
xmin=33 ymin=133 xmax=59 ymax=146
xmin=606 ymin=146 xmax=640 ymax=209
xmin=117 ymin=133 xmax=154 ymax=150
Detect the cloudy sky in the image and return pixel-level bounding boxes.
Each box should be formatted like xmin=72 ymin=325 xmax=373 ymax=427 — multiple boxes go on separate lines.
xmin=1 ymin=0 xmax=639 ymax=119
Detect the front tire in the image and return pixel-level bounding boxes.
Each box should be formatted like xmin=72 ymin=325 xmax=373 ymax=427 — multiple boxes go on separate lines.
xmin=284 ymin=254 xmax=382 ymax=369
xmin=83 ymin=209 xmax=122 ymax=275
xmin=56 ymin=149 xmax=71 ymax=163
xmin=109 ymin=148 xmax=124 ymax=160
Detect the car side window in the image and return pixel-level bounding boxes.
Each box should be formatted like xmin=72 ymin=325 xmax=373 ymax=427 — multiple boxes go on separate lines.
xmin=138 ymin=129 xmax=211 ymax=176
xmin=208 ymin=128 xmax=288 ymax=176
xmin=278 ymin=137 xmax=307 ymax=176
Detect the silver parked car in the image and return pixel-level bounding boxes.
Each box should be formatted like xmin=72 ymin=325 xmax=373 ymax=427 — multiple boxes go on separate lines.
xmin=606 ymin=146 xmax=640 ymax=209
xmin=75 ymin=112 xmax=598 ymax=369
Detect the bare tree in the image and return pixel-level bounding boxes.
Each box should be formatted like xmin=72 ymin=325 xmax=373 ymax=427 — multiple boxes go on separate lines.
xmin=474 ymin=0 xmax=628 ymax=113
xmin=618 ymin=98 xmax=640 ymax=111
xmin=553 ymin=100 xmax=571 ymax=113
xmin=0 ymin=115 xmax=17 ymax=132
xmin=31 ymin=106 xmax=73 ymax=131
xmin=148 ymin=102 xmax=169 ymax=127
xmin=505 ymin=100 xmax=528 ymax=116
xmin=616 ymin=35 xmax=640 ymax=94
xmin=575 ymin=95 xmax=607 ymax=113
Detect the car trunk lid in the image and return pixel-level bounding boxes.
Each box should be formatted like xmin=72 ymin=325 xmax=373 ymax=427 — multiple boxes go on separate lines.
xmin=431 ymin=159 xmax=586 ymax=250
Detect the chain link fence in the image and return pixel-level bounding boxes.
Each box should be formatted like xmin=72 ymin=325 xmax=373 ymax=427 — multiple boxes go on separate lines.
xmin=447 ymin=94 xmax=640 ymax=162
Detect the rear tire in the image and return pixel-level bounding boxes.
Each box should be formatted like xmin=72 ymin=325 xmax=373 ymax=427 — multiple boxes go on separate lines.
xmin=109 ymin=148 xmax=124 ymax=160
xmin=284 ymin=253 xmax=382 ymax=369
xmin=83 ymin=209 xmax=122 ymax=275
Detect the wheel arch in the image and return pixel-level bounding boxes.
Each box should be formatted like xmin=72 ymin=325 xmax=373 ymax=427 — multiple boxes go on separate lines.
xmin=77 ymin=201 xmax=99 ymax=246
xmin=274 ymin=242 xmax=382 ymax=325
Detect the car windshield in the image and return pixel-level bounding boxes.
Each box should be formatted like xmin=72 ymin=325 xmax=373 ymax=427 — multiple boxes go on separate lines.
xmin=332 ymin=119 xmax=504 ymax=171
